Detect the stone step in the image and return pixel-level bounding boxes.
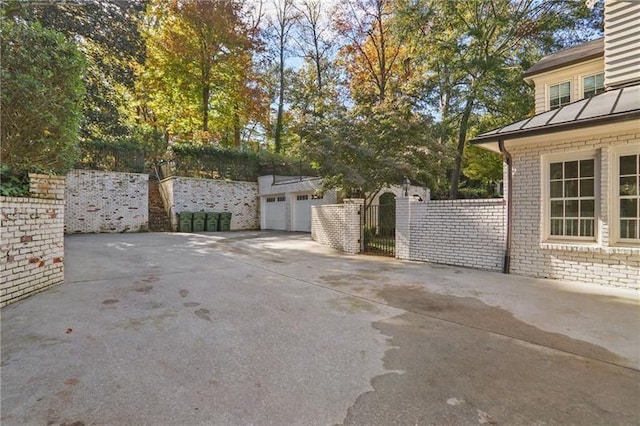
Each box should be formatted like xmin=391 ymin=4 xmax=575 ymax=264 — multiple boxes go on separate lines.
xmin=148 ymin=180 xmax=172 ymax=232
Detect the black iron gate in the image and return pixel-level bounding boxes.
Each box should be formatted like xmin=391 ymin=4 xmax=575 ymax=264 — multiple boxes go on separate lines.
xmin=361 ymin=204 xmax=395 ymax=257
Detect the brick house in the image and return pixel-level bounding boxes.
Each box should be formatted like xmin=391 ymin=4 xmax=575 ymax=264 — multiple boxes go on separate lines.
xmin=471 ymin=0 xmax=639 ymax=289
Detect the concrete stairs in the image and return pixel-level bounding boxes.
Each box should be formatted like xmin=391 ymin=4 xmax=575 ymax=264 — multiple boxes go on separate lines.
xmin=148 ymin=180 xmax=172 ymax=232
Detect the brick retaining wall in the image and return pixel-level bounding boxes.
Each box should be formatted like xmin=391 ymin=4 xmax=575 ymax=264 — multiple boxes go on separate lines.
xmin=160 ymin=176 xmax=259 ymax=231
xmin=65 ymin=169 xmax=148 ymax=233
xmin=1 ymin=174 xmax=65 ymax=307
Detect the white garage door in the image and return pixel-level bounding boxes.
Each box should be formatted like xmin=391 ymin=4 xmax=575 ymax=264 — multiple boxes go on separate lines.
xmin=263 ymin=195 xmax=286 ymax=230
xmin=293 ymin=193 xmax=325 ymax=232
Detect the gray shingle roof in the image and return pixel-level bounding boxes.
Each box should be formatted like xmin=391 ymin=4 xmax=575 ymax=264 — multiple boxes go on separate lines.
xmin=522 ymin=38 xmax=604 ymax=78
xmin=470 ymin=85 xmax=640 ymax=145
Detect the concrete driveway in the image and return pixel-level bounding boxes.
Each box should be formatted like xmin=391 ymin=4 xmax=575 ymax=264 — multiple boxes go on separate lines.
xmin=1 ymin=231 xmax=639 ymax=425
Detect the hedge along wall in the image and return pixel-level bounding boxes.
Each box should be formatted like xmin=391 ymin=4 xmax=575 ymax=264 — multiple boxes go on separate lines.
xmin=1 ymin=174 xmax=65 ymax=307
xmin=65 ymin=169 xmax=148 ymax=233
xmin=160 ymin=176 xmax=259 ymax=231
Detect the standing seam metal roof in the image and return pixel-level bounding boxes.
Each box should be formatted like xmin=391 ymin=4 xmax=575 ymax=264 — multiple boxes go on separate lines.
xmin=470 ymin=85 xmax=640 ymax=144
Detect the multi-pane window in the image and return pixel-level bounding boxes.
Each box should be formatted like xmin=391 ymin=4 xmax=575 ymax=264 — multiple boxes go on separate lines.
xmin=549 ymin=81 xmax=571 ymax=110
xmin=296 ymin=194 xmax=309 ymax=201
xmin=549 ymin=159 xmax=595 ymax=238
xmin=583 ymin=73 xmax=604 ymax=98
xmin=619 ymin=154 xmax=639 ymax=241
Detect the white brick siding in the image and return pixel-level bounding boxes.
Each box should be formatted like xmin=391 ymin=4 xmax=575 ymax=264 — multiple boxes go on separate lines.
xmin=65 ymin=170 xmax=148 ymax=233
xmin=397 ymin=198 xmax=506 ymax=272
xmin=311 ymin=199 xmax=363 ymax=254
xmin=1 ymin=174 xmax=65 ymax=307
xmin=161 ymin=176 xmax=259 ymax=231
xmin=509 ymin=130 xmax=640 ymax=289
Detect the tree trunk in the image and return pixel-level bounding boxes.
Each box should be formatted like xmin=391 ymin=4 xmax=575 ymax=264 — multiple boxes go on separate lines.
xmin=233 ymin=108 xmax=241 ymax=147
xmin=315 ymin=51 xmax=322 ymax=95
xmin=449 ymin=97 xmax=474 ymax=199
xmin=275 ymin=34 xmax=285 ymax=153
xmin=202 ymin=83 xmax=210 ymax=133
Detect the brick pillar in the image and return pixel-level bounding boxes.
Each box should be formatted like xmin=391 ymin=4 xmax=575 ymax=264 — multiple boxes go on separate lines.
xmin=343 ymin=198 xmax=364 ymax=255
xmin=396 ymin=197 xmax=412 ymax=260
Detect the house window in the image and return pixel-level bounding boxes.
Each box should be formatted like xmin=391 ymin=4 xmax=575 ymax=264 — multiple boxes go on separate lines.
xmin=296 ymin=194 xmax=309 ymax=201
xmin=549 ymin=81 xmax=571 ymax=110
xmin=266 ymin=197 xmax=276 ymax=203
xmin=547 ymin=157 xmax=596 ymax=239
xmin=618 ymin=153 xmax=639 ymax=242
xmin=277 ymin=196 xmax=286 ymax=202
xmin=583 ymin=72 xmax=604 ymax=98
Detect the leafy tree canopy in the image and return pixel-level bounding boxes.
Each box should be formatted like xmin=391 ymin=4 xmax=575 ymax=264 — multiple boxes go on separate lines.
xmin=140 ymin=0 xmax=261 ymax=147
xmin=5 ymin=0 xmax=147 ymax=145
xmin=1 ymin=18 xmax=85 ymax=174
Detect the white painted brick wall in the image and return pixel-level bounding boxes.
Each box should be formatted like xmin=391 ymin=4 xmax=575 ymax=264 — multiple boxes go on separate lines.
xmin=1 ymin=174 xmax=65 ymax=307
xmin=311 ymin=199 xmax=363 ymax=254
xmin=161 ymin=176 xmax=259 ymax=231
xmin=509 ymin=130 xmax=640 ymax=289
xmin=65 ymin=170 xmax=148 ymax=233
xmin=398 ymin=198 xmax=507 ymax=272
xmin=395 ymin=197 xmax=411 ymax=260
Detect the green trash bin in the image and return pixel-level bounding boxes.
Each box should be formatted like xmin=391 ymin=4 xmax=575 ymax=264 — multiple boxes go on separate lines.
xmin=192 ymin=212 xmax=206 ymax=232
xmin=219 ymin=212 xmax=232 ymax=231
xmin=206 ymin=212 xmax=220 ymax=231
xmin=178 ymin=212 xmax=193 ymax=233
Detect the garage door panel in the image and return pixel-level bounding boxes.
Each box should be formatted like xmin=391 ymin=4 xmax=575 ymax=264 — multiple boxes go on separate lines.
xmin=264 ymin=196 xmax=286 ymax=230
xmin=293 ymin=194 xmax=324 ymax=232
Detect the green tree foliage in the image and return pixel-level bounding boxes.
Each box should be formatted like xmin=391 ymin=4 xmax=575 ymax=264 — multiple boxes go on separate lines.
xmin=1 ymin=19 xmax=85 ymax=174
xmin=295 ymin=0 xmax=446 ymax=197
xmin=396 ymin=0 xmax=603 ymax=198
xmin=7 ymin=0 xmax=148 ymax=146
xmin=140 ymin=0 xmax=260 ymax=146
xmin=299 ymin=100 xmax=446 ymax=201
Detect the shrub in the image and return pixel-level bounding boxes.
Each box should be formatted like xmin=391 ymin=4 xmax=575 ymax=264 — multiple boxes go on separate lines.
xmin=0 ymin=165 xmax=29 ymax=197
xmin=1 ymin=19 xmax=85 ymax=175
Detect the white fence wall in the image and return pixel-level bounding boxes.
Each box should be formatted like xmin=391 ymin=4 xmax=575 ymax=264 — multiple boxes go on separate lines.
xmin=397 ymin=198 xmax=507 ymax=272
xmin=311 ymin=199 xmax=363 ymax=254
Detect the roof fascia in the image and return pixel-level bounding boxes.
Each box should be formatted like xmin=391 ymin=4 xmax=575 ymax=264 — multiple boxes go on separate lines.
xmin=522 ymin=56 xmax=604 ymax=82
xmin=472 ymin=118 xmax=640 ymax=153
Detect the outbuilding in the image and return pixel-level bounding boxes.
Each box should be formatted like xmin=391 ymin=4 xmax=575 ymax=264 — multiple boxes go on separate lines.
xmin=258 ymin=175 xmax=338 ymax=232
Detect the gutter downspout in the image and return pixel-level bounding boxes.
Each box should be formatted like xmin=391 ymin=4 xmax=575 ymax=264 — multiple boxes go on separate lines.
xmin=498 ymin=139 xmax=512 ymax=274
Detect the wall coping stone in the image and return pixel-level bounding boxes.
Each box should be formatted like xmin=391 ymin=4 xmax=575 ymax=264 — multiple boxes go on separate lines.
xmin=1 ymin=196 xmax=64 ymax=205
xmin=427 ymin=198 xmax=505 ymax=205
